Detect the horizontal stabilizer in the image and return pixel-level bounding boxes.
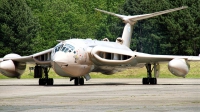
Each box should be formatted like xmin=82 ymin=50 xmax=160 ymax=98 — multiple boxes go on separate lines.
xmin=95 ymin=6 xmax=187 ymax=25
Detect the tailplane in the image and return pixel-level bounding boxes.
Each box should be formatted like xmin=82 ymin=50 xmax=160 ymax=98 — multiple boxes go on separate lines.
xmin=95 ymin=6 xmax=187 ymax=47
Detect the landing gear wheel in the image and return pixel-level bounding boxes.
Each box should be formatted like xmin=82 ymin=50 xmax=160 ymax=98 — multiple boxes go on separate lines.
xmin=79 ymin=78 xmax=84 ymax=85
xmin=74 ymin=78 xmax=79 ymax=86
xmin=142 ymin=64 xmax=158 ymax=85
xmin=39 ymin=78 xmax=46 ymax=85
xmin=47 ymin=78 xmax=54 ymax=85
xmin=73 ymin=77 xmax=84 ymax=86
xmin=142 ymin=78 xmax=149 ymax=85
xmin=150 ymin=78 xmax=157 ymax=85
xmin=37 ymin=67 xmax=54 ymax=86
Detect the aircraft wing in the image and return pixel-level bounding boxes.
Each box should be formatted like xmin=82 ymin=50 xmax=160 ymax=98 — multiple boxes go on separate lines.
xmin=1 ymin=48 xmax=53 ymax=65
xmin=89 ymin=46 xmax=200 ymax=66
xmin=135 ymin=52 xmax=200 ymax=64
xmin=89 ymin=46 xmax=136 ymax=66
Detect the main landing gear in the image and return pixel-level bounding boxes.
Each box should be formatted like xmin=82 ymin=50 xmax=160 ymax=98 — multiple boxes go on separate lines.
xmin=142 ymin=63 xmax=159 ymax=85
xmin=70 ymin=77 xmax=85 ymax=86
xmin=34 ymin=66 xmax=54 ymax=86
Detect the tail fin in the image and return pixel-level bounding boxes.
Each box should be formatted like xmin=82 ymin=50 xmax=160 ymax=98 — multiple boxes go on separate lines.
xmin=95 ymin=6 xmax=187 ymax=47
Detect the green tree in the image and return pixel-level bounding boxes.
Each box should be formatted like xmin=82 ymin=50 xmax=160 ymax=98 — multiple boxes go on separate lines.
xmin=120 ymin=0 xmax=200 ymax=55
xmin=0 ymin=0 xmax=39 ymax=57
xmin=120 ymin=0 xmax=171 ymax=53
xmin=26 ymin=0 xmax=124 ymax=53
xmin=160 ymin=0 xmax=200 ymax=55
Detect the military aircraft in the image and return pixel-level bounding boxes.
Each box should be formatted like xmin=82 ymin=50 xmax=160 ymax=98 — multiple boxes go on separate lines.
xmin=0 ymin=6 xmax=199 ymax=85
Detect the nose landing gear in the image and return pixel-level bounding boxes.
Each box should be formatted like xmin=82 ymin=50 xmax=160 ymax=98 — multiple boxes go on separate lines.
xmin=70 ymin=77 xmax=84 ymax=85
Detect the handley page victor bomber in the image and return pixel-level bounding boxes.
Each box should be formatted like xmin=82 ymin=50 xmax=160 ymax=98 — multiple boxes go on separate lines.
xmin=0 ymin=6 xmax=199 ymax=85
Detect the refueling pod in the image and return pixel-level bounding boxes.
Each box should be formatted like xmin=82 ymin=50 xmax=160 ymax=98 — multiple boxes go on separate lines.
xmin=168 ymin=58 xmax=190 ymax=77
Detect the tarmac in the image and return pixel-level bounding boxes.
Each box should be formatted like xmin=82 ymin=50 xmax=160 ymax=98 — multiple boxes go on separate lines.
xmin=0 ymin=78 xmax=199 ymax=112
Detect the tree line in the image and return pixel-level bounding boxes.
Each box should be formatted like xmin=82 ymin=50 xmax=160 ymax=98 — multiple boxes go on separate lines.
xmin=0 ymin=0 xmax=199 ymax=57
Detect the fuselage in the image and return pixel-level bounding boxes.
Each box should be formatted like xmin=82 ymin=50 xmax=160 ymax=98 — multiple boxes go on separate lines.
xmin=51 ymin=39 xmax=135 ymax=77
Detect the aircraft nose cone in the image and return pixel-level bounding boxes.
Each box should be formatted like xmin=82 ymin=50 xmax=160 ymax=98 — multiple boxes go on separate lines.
xmin=53 ymin=51 xmax=68 ymax=66
xmin=52 ymin=51 xmax=69 ymax=76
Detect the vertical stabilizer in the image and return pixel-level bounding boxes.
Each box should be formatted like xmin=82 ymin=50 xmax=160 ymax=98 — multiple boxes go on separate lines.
xmin=95 ymin=6 xmax=187 ymax=48
xmin=121 ymin=23 xmax=133 ymax=47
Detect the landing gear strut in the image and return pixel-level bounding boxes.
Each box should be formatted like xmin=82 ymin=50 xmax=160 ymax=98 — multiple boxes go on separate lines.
xmin=70 ymin=77 xmax=84 ymax=86
xmin=142 ymin=64 xmax=157 ymax=85
xmin=34 ymin=65 xmax=54 ymax=85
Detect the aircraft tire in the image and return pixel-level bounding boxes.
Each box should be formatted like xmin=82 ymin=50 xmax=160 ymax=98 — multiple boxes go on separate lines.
xmin=47 ymin=78 xmax=54 ymax=85
xmin=142 ymin=78 xmax=149 ymax=85
xmin=150 ymin=78 xmax=157 ymax=85
xmin=74 ymin=78 xmax=79 ymax=85
xmin=39 ymin=78 xmax=46 ymax=85
xmin=79 ymin=78 xmax=84 ymax=85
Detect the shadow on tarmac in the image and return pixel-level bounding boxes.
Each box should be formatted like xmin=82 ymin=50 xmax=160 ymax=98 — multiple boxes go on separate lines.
xmin=0 ymin=83 xmax=200 ymax=87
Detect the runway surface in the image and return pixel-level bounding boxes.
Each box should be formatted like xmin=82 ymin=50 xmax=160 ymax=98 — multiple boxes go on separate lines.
xmin=0 ymin=78 xmax=199 ymax=112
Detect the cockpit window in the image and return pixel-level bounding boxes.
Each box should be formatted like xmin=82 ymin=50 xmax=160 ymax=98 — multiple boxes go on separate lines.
xmin=53 ymin=43 xmax=75 ymax=53
xmin=61 ymin=44 xmax=75 ymax=53
xmin=54 ymin=43 xmax=63 ymax=53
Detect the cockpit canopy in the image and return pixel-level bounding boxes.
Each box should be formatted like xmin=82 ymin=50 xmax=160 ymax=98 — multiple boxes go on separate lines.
xmin=61 ymin=44 xmax=75 ymax=53
xmin=54 ymin=43 xmax=63 ymax=53
xmin=53 ymin=43 xmax=75 ymax=53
